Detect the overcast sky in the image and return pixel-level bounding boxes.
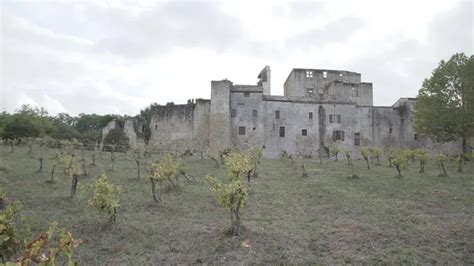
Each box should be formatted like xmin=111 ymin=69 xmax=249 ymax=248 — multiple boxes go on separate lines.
xmin=1 ymin=0 xmax=473 ymax=116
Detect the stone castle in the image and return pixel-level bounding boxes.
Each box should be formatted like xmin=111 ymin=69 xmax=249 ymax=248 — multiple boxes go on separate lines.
xmin=114 ymin=66 xmax=463 ymax=158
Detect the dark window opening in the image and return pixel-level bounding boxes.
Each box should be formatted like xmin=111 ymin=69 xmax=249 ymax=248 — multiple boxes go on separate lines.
xmin=231 ymin=109 xmax=236 ymax=117
xmin=302 ymin=129 xmax=308 ymax=136
xmin=252 ymin=109 xmax=258 ymax=117
xmin=279 ymin=126 xmax=285 ymax=137
xmin=238 ymin=126 xmax=246 ymax=135
xmin=275 ymin=110 xmax=280 ymax=119
xmin=253 ymin=127 xmax=256 ymax=130
xmin=237 ymin=103 xmax=244 ymax=107
xmin=155 ymin=125 xmax=158 ymax=131
xmin=329 ymin=114 xmax=341 ymax=124
xmin=332 ymin=130 xmax=345 ymax=141
xmin=309 ymin=112 xmax=313 ymax=119
xmin=244 ymin=92 xmax=250 ymax=97
xmin=414 ymin=133 xmax=418 ymax=140
xmin=354 ymin=133 xmax=360 ymax=146
xmin=389 ymin=127 xmax=392 ymax=134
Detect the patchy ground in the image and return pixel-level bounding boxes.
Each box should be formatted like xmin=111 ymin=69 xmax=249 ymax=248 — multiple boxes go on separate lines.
xmin=1 ymin=145 xmax=473 ymax=264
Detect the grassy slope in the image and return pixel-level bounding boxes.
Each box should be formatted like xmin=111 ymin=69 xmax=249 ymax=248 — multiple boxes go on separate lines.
xmin=1 ymin=145 xmax=473 ymax=264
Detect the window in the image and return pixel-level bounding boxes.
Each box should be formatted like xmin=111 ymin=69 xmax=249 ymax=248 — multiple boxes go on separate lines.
xmin=354 ymin=133 xmax=360 ymax=146
xmin=231 ymin=109 xmax=236 ymax=117
xmin=155 ymin=125 xmax=158 ymax=131
xmin=323 ymin=71 xmax=327 ymax=78
xmin=389 ymin=127 xmax=392 ymax=134
xmin=339 ymin=73 xmax=343 ymax=77
xmin=414 ymin=133 xmax=418 ymax=140
xmin=329 ymin=114 xmax=341 ymax=124
xmin=306 ymin=88 xmax=314 ymax=95
xmin=352 ymin=86 xmax=359 ymax=97
xmin=252 ymin=110 xmax=258 ymax=117
xmin=306 ymin=70 xmax=313 ymax=78
xmin=238 ymin=126 xmax=246 ymax=135
xmin=275 ymin=110 xmax=280 ymax=119
xmin=279 ymin=126 xmax=285 ymax=137
xmin=244 ymin=92 xmax=250 ymax=97
xmin=302 ymin=129 xmax=308 ymax=136
xmin=332 ymin=130 xmax=345 ymax=141
xmin=309 ymin=112 xmax=313 ymax=119
xmin=237 ymin=103 xmax=245 ymax=107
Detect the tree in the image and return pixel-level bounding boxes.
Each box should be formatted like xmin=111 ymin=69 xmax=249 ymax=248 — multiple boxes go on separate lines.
xmin=414 ymin=53 xmax=474 ymax=154
xmin=103 ymin=128 xmax=129 ymax=150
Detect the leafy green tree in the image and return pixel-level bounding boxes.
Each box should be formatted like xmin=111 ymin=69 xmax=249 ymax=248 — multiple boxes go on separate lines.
xmin=137 ymin=103 xmax=162 ymax=143
xmin=414 ymin=53 xmax=474 ymax=154
xmin=1 ymin=107 xmax=55 ymax=140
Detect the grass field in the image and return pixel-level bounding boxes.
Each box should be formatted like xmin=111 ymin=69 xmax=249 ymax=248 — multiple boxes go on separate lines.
xmin=1 ymin=145 xmax=473 ymax=264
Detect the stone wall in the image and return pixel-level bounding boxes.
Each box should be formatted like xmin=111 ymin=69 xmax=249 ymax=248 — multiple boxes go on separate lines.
xmin=149 ymin=100 xmax=211 ymax=153
xmin=209 ymin=80 xmax=232 ymax=152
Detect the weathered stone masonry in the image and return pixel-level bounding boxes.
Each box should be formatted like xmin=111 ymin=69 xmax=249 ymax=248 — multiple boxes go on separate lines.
xmin=148 ymin=66 xmax=463 ymax=157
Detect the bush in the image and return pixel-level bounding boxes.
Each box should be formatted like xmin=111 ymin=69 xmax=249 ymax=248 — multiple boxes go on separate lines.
xmin=88 ymin=173 xmax=121 ymax=222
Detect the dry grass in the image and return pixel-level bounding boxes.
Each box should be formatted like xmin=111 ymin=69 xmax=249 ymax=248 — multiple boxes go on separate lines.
xmin=1 ymin=145 xmax=473 ymax=264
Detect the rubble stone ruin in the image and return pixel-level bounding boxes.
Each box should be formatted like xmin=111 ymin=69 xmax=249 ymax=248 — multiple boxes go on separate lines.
xmin=117 ymin=66 xmax=465 ymax=158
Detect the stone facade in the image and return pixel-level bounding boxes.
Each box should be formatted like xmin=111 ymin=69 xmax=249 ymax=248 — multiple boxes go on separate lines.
xmin=148 ymin=66 xmax=465 ymax=158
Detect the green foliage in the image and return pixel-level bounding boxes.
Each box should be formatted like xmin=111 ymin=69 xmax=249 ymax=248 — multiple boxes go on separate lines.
xmin=88 ymin=173 xmax=121 ymax=222
xmin=0 ymin=201 xmax=29 ymax=261
xmin=247 ymin=147 xmax=263 ymax=179
xmin=136 ymin=103 xmax=162 ymax=142
xmin=391 ymin=149 xmax=409 ymax=177
xmin=9 ymin=222 xmax=82 ymax=266
xmin=329 ymin=144 xmax=340 ymax=161
xmin=341 ymin=147 xmax=352 ymax=165
xmin=148 ymin=154 xmax=184 ymax=202
xmin=223 ymin=152 xmax=252 ymax=180
xmin=370 ymin=147 xmax=383 ymax=165
xmin=413 ymin=149 xmax=429 ymax=173
xmin=414 ymin=53 xmax=474 ymax=153
xmin=1 ymin=105 xmax=55 ymax=140
xmin=206 ymin=175 xmax=249 ymax=236
xmin=103 ymin=128 xmax=129 ymax=148
xmin=206 ymin=150 xmax=253 ymax=235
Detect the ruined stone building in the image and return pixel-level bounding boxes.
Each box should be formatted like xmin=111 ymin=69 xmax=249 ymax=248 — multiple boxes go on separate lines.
xmin=147 ymin=66 xmax=463 ymax=158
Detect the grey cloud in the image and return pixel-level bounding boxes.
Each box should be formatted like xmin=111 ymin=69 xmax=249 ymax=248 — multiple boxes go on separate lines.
xmin=284 ymin=16 xmax=366 ymax=50
xmin=93 ymin=2 xmax=244 ymax=59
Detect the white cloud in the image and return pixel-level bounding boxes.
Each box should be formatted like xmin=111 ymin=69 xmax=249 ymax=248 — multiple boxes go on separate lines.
xmin=0 ymin=0 xmax=472 ymax=116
